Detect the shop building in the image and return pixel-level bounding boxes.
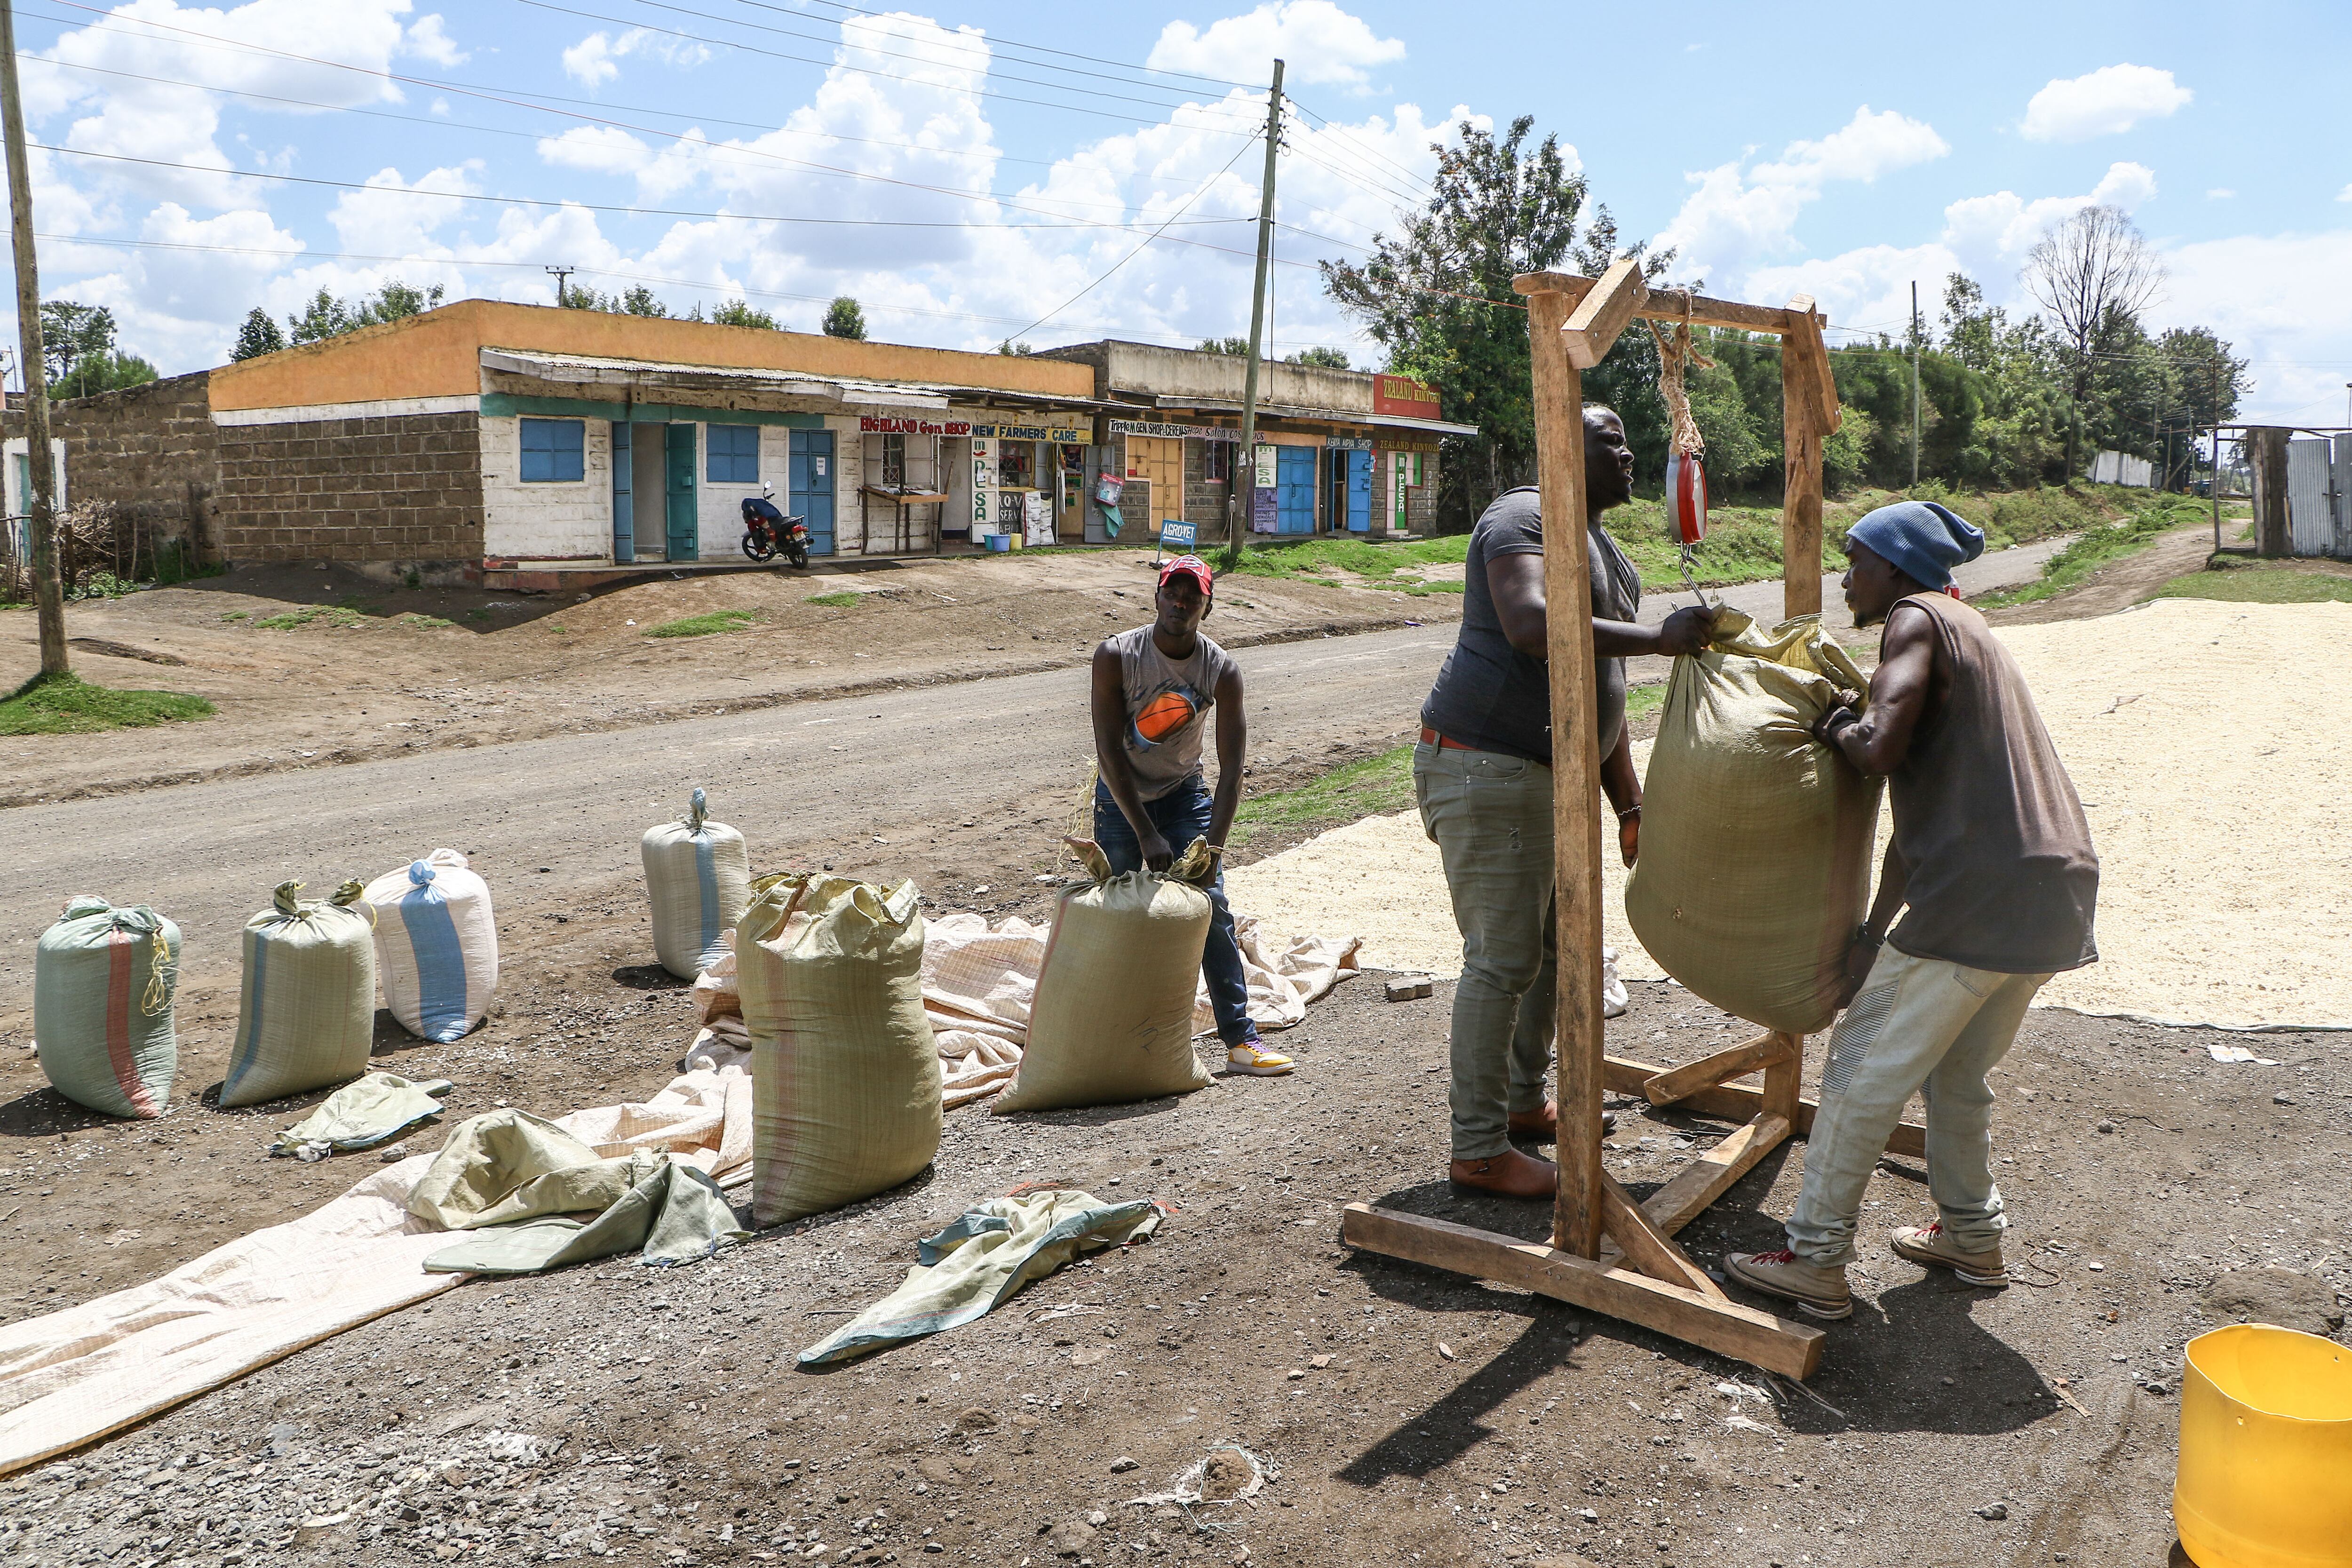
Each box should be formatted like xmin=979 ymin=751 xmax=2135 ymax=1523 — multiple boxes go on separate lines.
xmin=181 ymin=301 xmax=1108 ymax=583
xmin=1034 ymin=340 xmax=1471 ymax=544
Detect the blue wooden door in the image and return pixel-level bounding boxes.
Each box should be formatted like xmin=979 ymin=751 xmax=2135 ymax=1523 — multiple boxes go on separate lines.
xmin=664 ymin=424 xmax=698 ymax=561
xmin=610 ymin=421 xmax=635 ymax=564
xmin=1344 ymin=448 xmax=1372 ymax=532
xmin=1276 ymin=446 xmax=1317 ymax=535
xmin=790 ymin=429 xmax=835 ymax=556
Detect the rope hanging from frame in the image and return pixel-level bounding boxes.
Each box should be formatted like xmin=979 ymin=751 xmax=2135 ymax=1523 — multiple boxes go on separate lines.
xmin=1647 ymin=291 xmax=1713 ymax=606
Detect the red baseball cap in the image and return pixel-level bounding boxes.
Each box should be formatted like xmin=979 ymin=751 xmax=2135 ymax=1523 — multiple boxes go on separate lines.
xmin=1159 ymin=554 xmax=1214 ymax=601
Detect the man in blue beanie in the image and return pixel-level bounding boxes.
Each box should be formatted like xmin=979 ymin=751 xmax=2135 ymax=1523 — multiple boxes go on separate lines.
xmin=1725 ymin=500 xmax=2098 ymax=1321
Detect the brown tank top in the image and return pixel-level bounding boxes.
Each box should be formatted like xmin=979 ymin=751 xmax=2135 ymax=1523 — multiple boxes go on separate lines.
xmin=1883 ymin=593 xmax=2099 ymax=974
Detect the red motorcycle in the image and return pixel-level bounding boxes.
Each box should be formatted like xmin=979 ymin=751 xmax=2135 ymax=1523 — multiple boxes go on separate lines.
xmin=740 ymin=486 xmax=810 ymax=568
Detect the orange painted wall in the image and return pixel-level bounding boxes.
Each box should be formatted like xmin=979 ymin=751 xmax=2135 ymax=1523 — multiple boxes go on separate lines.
xmin=207 ymin=300 xmax=1097 ymax=412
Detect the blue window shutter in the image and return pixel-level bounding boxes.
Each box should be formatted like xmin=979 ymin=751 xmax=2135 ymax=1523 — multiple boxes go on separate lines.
xmin=520 ymin=418 xmax=584 ymax=482
xmin=707 ymin=424 xmax=759 ymax=485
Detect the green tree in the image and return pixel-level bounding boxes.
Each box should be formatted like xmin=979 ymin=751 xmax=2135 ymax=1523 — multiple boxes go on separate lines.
xmin=708 ymin=299 xmax=779 ymax=330
xmin=39 ymin=301 xmax=158 ymax=398
xmin=821 ymin=296 xmax=867 ymax=339
xmin=618 ymin=284 xmax=668 ymax=318
xmin=231 ymin=306 xmax=286 ymax=361
xmin=1321 ymin=115 xmax=1669 ymax=530
xmin=286 ymin=279 xmax=445 ymax=344
xmin=1197 ymin=336 xmax=1251 ymax=357
xmin=2022 ymin=205 xmax=2164 ymax=479
xmin=1286 ymin=345 xmax=1349 ymax=368
xmin=286 ymin=287 xmax=354 ymax=344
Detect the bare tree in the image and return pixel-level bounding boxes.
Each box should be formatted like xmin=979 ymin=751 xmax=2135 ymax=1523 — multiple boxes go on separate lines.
xmin=2023 ymin=204 xmax=2164 ymax=480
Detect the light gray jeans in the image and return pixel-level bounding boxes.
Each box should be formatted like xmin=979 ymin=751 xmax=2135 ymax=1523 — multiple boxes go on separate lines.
xmin=1414 ymin=741 xmax=1556 ymax=1161
xmin=1786 ymin=943 xmax=2052 ymax=1267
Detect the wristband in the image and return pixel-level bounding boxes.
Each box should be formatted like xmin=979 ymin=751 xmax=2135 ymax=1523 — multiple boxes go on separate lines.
xmin=1614 ymin=803 xmax=1642 ymax=821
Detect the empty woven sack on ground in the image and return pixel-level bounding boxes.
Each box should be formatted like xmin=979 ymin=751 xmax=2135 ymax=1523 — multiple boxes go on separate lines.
xmin=219 ymin=880 xmax=378 ymax=1108
xmin=993 ymin=862 xmax=1215 ymax=1114
xmin=1625 ymin=608 xmax=1884 ymax=1036
xmin=642 ymin=787 xmax=752 ymax=980
xmin=738 ymin=874 xmax=941 ymax=1226
xmin=34 ymin=896 xmax=182 ymax=1120
xmin=362 ymin=849 xmax=498 ymax=1043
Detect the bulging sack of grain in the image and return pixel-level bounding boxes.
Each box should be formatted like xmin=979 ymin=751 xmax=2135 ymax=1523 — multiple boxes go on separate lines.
xmin=993 ymin=865 xmax=1215 ymax=1114
xmin=364 ymin=849 xmax=499 ymax=1043
xmin=220 ymin=880 xmax=379 ymax=1108
xmin=34 ymin=896 xmax=182 ymax=1119
xmin=1625 ymin=609 xmax=1885 ymax=1036
xmin=739 ymin=874 xmax=941 ymax=1226
xmin=642 ymin=787 xmax=752 ymax=980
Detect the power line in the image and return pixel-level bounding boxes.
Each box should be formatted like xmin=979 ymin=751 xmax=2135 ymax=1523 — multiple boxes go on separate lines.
xmin=769 ymin=0 xmax=1258 ymax=95
xmin=1001 ymin=131 xmax=1262 ymax=346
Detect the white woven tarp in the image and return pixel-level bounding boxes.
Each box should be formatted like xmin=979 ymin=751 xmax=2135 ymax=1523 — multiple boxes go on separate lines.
xmin=0 ymin=1069 xmax=752 ymax=1478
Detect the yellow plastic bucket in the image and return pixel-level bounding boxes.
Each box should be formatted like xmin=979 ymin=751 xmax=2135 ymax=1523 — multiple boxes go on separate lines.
xmin=2175 ymin=1323 xmax=2352 ymax=1568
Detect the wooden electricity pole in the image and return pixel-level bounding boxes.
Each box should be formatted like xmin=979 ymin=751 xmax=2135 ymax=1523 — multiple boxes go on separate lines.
xmin=0 ymin=0 xmax=66 ymax=677
xmin=1225 ymin=57 xmax=1283 ymax=563
xmin=1909 ymin=280 xmax=1921 ymax=487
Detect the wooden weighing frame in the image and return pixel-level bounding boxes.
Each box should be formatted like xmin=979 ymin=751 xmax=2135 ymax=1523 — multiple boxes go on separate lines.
xmin=1341 ymin=263 xmax=1925 ymax=1379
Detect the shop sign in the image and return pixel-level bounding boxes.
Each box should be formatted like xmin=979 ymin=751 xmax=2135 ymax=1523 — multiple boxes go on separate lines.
xmin=1376 ymin=436 xmax=1442 ymax=454
xmin=1160 ymin=520 xmax=1197 ymax=550
xmin=970 ymin=422 xmax=1089 ymax=443
xmin=859 ymin=415 xmax=971 ymax=436
xmin=1325 ymin=436 xmax=1374 ymax=451
xmin=1109 ymin=418 xmax=1240 ymax=442
xmin=1252 ymin=444 xmax=1278 ymax=490
xmin=1373 ymin=374 xmax=1441 ymax=420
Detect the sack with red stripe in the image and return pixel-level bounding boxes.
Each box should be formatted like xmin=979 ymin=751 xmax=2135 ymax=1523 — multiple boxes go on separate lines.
xmin=33 ymin=896 xmax=183 ymax=1119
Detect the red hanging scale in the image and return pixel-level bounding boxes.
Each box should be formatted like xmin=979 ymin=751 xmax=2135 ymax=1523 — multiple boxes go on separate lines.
xmin=1652 ymin=310 xmax=1711 ymax=607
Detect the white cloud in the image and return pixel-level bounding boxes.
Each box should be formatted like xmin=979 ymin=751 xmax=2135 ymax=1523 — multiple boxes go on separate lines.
xmin=1149 ymin=2 xmax=1405 ymax=90
xmin=1654 ymin=105 xmax=1947 ymax=286
xmin=327 ymin=162 xmax=482 ymax=255
xmin=1940 ymin=161 xmax=2156 ymax=277
xmin=2020 ymin=64 xmax=2191 ymax=143
xmin=2159 ymin=229 xmax=2352 ymax=421
xmin=402 ymin=14 xmax=467 ymax=68
xmin=1748 ymin=242 xmax=1962 ymax=341
xmin=561 ymin=26 xmax=711 ymax=89
xmin=2207 ymin=188 xmax=2234 ymax=199
xmin=537 ymin=126 xmax=652 ymax=178
xmin=2338 ymin=183 xmax=2352 ymax=203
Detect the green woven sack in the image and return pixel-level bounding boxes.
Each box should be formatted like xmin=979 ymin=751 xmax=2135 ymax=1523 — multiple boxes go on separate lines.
xmin=738 ymin=874 xmax=941 ymax=1226
xmin=1624 ymin=610 xmax=1885 ymax=1036
xmin=220 ymin=881 xmax=379 ymax=1108
xmin=993 ymin=868 xmax=1214 ymax=1114
xmin=33 ymin=896 xmax=182 ymax=1119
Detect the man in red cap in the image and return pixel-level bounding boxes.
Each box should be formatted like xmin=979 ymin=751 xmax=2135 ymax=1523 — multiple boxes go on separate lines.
xmin=1089 ymin=554 xmax=1293 ymax=1075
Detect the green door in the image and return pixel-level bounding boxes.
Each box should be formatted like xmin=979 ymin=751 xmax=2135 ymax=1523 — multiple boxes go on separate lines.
xmin=664 ymin=423 xmax=698 ymax=562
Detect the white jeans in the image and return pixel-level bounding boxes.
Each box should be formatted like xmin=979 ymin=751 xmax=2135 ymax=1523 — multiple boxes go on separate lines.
xmin=1785 ymin=945 xmax=2051 ymax=1268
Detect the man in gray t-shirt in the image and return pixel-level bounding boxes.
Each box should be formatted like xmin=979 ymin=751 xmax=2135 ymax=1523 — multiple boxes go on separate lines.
xmin=1416 ymin=407 xmax=1716 ymax=1200
xmin=1089 ymin=555 xmax=1292 ymax=1077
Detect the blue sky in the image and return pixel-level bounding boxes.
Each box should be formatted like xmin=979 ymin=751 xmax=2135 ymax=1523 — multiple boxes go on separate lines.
xmin=9 ymin=0 xmax=2350 ymax=422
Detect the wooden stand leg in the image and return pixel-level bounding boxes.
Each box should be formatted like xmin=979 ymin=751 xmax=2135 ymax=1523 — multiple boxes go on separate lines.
xmin=1608 ymin=1051 xmax=1927 ymax=1160
xmin=1643 ymin=1030 xmax=1795 ymax=1106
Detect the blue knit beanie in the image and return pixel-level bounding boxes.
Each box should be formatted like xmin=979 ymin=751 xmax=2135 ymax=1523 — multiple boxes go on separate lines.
xmin=1846 ymin=501 xmax=1985 ymax=592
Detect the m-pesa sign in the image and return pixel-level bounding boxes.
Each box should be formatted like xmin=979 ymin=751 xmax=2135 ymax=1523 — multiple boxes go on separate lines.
xmin=1372 ymin=374 xmax=1440 ymax=420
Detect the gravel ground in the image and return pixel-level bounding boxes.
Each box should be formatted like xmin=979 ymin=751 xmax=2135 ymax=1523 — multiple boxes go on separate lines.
xmin=4 ymin=969 xmax=2344 ymax=1568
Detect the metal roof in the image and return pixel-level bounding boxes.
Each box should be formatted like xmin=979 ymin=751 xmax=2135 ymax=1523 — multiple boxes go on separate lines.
xmin=479 ymin=348 xmax=1128 ymax=417
xmin=1149 ymin=392 xmax=1477 ymax=438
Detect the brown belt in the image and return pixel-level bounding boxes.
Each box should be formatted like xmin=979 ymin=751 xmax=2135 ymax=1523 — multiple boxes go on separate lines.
xmin=1419 ymin=727 xmax=1549 ymax=768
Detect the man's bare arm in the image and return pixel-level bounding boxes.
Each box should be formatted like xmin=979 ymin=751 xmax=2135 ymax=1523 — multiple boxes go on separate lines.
xmin=1207 ymin=663 xmax=1247 ymax=853
xmin=1819 ymin=602 xmax=1936 ymax=775
xmin=1487 ymin=551 xmax=1713 ymax=660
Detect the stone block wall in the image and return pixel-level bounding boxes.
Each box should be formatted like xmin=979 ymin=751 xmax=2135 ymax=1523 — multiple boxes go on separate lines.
xmin=215 ymin=410 xmax=485 ymax=569
xmin=4 ymin=371 xmax=219 ymax=553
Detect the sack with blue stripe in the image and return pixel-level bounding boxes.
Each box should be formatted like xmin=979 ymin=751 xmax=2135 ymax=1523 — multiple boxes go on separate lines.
xmin=363 ymin=849 xmax=499 ymax=1043
xmin=220 ymin=880 xmax=378 ymax=1108
xmin=642 ymin=788 xmax=752 ymax=980
xmin=34 ymin=896 xmax=181 ymax=1119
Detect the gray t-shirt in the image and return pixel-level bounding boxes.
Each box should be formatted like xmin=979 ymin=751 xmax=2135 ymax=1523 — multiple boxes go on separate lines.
xmin=1419 ymin=486 xmax=1643 ymax=764
xmin=1107 ymin=624 xmax=1238 ymax=800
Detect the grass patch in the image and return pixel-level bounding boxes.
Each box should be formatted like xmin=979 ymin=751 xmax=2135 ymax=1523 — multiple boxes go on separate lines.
xmin=1973 ymin=494 xmax=2209 ymax=609
xmin=1231 ymin=742 xmax=1414 ymax=846
xmin=397 ymin=612 xmax=454 ymax=629
xmin=219 ymin=610 xmax=249 ymax=622
xmin=645 ymin=609 xmax=757 ymax=638
xmin=1626 ymin=682 xmax=1668 ymax=722
xmin=0 ymin=671 xmax=215 ymax=735
xmin=253 ymin=605 xmax=368 ymax=630
xmin=804 ymin=590 xmax=863 ymax=608
xmin=2156 ymin=561 xmax=2352 ymax=605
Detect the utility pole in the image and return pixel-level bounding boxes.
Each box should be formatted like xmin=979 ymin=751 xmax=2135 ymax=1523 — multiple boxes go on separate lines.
xmin=1 ymin=0 xmax=66 ymax=678
xmin=1224 ymin=57 xmax=1283 ymax=565
xmin=546 ymin=265 xmax=574 ymax=308
xmin=1908 ymin=279 xmax=1921 ymax=487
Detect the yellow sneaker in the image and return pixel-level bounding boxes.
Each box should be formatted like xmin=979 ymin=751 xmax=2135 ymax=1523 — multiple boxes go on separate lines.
xmin=1225 ymin=1039 xmax=1295 ymax=1076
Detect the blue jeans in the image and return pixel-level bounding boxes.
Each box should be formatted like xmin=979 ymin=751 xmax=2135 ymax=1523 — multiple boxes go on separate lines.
xmin=1093 ymin=776 xmax=1255 ymax=1046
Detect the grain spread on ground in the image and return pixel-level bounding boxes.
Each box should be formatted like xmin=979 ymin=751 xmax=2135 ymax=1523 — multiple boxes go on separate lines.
xmin=1227 ymin=598 xmax=2352 ymax=1031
